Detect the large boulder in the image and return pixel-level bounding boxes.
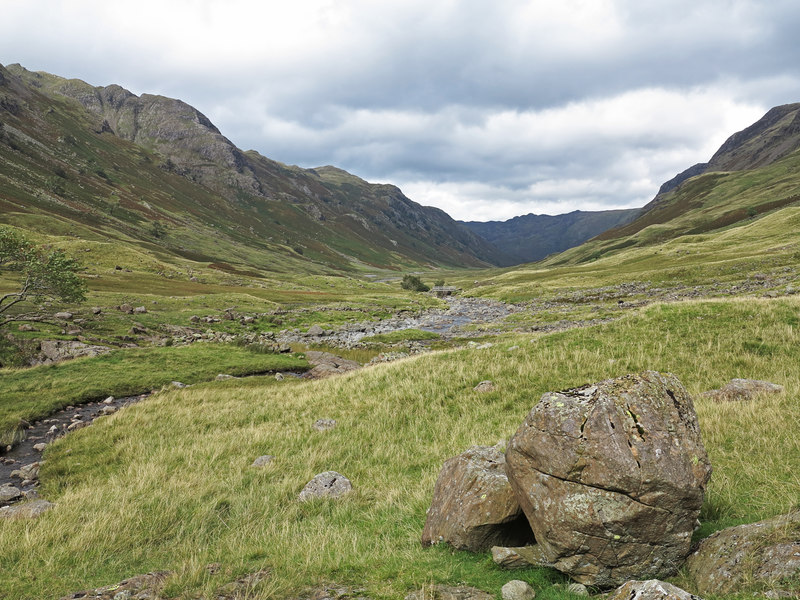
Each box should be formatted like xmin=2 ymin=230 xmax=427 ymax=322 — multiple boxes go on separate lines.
xmin=684 ymin=510 xmax=800 ymax=595
xmin=505 ymin=371 xmax=712 ymax=587
xmin=421 ymin=446 xmax=532 ymax=551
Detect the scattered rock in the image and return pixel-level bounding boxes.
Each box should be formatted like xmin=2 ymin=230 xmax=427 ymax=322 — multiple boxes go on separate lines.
xmin=307 ymin=324 xmax=325 ymax=336
xmin=33 ymin=443 xmax=47 ymax=452
xmin=119 ymin=303 xmax=134 ymax=314
xmin=92 ymin=306 xmax=102 ymax=314
xmin=215 ymin=569 xmax=271 ymax=598
xmin=171 ymin=381 xmax=187 ymax=388
xmin=291 ymin=583 xmax=372 ymax=600
xmin=684 ymin=509 xmax=800 ymax=595
xmin=133 ymin=306 xmax=147 ymax=314
xmin=54 ymin=311 xmax=73 ymax=320
xmin=99 ymin=405 xmax=117 ymax=416
xmin=501 ymin=580 xmax=535 ymax=600
xmin=13 ymin=462 xmax=40 ymax=481
xmin=422 ymin=446 xmax=532 ymax=551
xmin=251 ymin=455 xmax=275 ymax=467
xmin=698 ymin=378 xmax=784 ymax=402
xmin=0 ymin=483 xmax=22 ymax=504
xmin=606 ymin=580 xmax=702 ymax=600
xmin=298 ymin=471 xmax=352 ymax=501
xmin=58 ymin=571 xmax=172 ymax=600
xmin=404 ymin=585 xmax=494 ymax=600
xmin=275 ymin=372 xmax=285 ymax=381
xmin=491 ymin=546 xmax=551 ymax=569
xmin=473 ymin=380 xmax=495 ymax=392
xmin=18 ymin=323 xmax=36 ymax=332
xmin=505 ymin=371 xmax=712 ymax=587
xmin=0 ymin=499 xmax=54 ymax=520
xmin=216 ymin=373 xmax=235 ymax=380
xmin=313 ymin=418 xmax=337 ymax=432
xmin=103 ymin=396 xmax=115 ymax=404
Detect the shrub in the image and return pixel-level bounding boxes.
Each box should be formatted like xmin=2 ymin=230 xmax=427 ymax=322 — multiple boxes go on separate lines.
xmin=401 ymin=274 xmax=430 ymax=292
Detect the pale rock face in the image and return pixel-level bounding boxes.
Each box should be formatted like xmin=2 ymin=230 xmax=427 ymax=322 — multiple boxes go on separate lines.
xmin=422 ymin=446 xmax=532 ymax=551
xmin=506 ymin=371 xmax=712 ymax=587
xmin=606 ymin=580 xmax=703 ymax=600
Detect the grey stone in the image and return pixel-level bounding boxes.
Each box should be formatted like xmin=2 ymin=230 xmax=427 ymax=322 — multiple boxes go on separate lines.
xmin=33 ymin=442 xmax=47 ymax=452
xmin=307 ymin=324 xmax=324 ymax=336
xmin=606 ymin=580 xmax=702 ymax=600
xmin=251 ymin=455 xmax=275 ymax=467
xmin=0 ymin=499 xmax=54 ymax=520
xmin=506 ymin=372 xmax=712 ymax=587
xmin=54 ymin=311 xmax=73 ymax=320
xmin=0 ymin=483 xmax=22 ymax=504
xmin=491 ymin=546 xmax=551 ymax=569
xmin=566 ymin=583 xmax=589 ymax=596
xmin=298 ymin=471 xmax=352 ymax=501
xmin=313 ymin=418 xmax=337 ymax=431
xmin=698 ymin=378 xmax=784 ymax=402
xmin=404 ymin=585 xmax=493 ymax=600
xmin=473 ymin=380 xmax=495 ymax=392
xmin=133 ymin=306 xmax=147 ymax=314
xmin=501 ymin=580 xmax=535 ymax=600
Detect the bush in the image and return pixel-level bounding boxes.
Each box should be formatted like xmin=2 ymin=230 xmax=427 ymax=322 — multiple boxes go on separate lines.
xmin=401 ymin=274 xmax=430 ymax=292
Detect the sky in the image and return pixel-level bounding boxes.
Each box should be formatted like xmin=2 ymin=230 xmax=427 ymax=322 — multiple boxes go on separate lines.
xmin=2 ymin=1 xmax=799 ymax=221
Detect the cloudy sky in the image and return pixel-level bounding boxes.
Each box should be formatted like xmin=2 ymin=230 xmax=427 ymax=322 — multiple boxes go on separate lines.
xmin=3 ymin=1 xmax=799 ymax=221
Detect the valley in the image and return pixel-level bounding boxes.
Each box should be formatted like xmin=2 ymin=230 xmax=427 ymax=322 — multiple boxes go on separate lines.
xmin=1 ymin=61 xmax=799 ymax=600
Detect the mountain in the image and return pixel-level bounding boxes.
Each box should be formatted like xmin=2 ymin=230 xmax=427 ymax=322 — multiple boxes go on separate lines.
xmin=0 ymin=63 xmax=510 ymax=272
xmin=461 ymin=208 xmax=640 ymax=265
xmin=546 ymin=103 xmax=800 ymax=266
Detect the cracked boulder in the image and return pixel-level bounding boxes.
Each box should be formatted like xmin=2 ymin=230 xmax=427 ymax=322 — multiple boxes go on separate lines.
xmin=421 ymin=446 xmax=533 ymax=551
xmin=506 ymin=371 xmax=712 ymax=587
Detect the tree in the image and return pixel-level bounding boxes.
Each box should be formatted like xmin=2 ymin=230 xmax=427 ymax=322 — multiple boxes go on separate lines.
xmin=0 ymin=227 xmax=87 ymax=326
xmin=401 ymin=274 xmax=430 ymax=292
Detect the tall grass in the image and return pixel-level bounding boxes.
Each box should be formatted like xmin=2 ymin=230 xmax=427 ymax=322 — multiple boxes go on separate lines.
xmin=0 ymin=298 xmax=797 ymax=599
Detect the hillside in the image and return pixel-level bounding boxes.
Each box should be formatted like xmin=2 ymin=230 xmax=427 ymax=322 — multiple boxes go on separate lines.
xmin=550 ymin=103 xmax=800 ymax=266
xmin=461 ymin=208 xmax=640 ymax=265
xmin=0 ymin=63 xmax=509 ymax=272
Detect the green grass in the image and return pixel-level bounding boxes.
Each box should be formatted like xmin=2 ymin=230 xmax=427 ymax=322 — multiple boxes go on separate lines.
xmin=0 ymin=344 xmax=307 ymax=445
xmin=361 ymin=328 xmax=440 ymax=344
xmin=1 ymin=297 xmax=798 ymax=599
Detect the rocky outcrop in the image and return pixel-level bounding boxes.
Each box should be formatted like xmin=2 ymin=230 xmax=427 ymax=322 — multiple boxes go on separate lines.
xmin=505 ymin=372 xmax=712 ymax=587
xmin=422 ymin=446 xmax=532 ymax=551
xmin=59 ymin=571 xmax=172 ymax=600
xmin=684 ymin=510 xmax=800 ymax=596
xmin=698 ymin=378 xmax=784 ymax=402
xmin=303 ymin=351 xmax=361 ymax=379
xmin=33 ymin=340 xmax=110 ymax=365
xmin=606 ymin=580 xmax=703 ymax=600
xmin=0 ymin=499 xmax=53 ymax=519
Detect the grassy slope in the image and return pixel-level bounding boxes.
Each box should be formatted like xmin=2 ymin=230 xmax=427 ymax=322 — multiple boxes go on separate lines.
xmin=0 ymin=298 xmax=798 ymax=599
xmin=457 ymin=204 xmax=800 ymax=303
xmin=548 ymin=149 xmax=800 ymax=267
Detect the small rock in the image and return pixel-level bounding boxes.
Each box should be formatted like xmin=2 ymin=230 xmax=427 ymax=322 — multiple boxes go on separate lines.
xmin=216 ymin=373 xmax=235 ymax=380
xmin=119 ymin=303 xmax=133 ymax=314
xmin=54 ymin=311 xmax=73 ymax=320
xmin=307 ymin=324 xmax=324 ymax=336
xmin=67 ymin=420 xmax=87 ymax=431
xmin=501 ymin=580 xmax=535 ymax=600
xmin=473 ymin=380 xmax=495 ymax=392
xmin=298 ymin=471 xmax=352 ymax=501
xmin=133 ymin=306 xmax=147 ymax=314
xmin=0 ymin=483 xmax=22 ymax=504
xmin=171 ymin=381 xmax=187 ymax=388
xmin=0 ymin=499 xmax=54 ymax=520
xmin=100 ymin=405 xmax=117 ymax=416
xmin=92 ymin=306 xmax=102 ymax=314
xmin=405 ymin=585 xmax=493 ymax=600
xmin=313 ymin=418 xmax=337 ymax=431
xmin=18 ymin=462 xmax=40 ymax=481
xmin=251 ymin=455 xmax=275 ymax=467
xmin=103 ymin=396 xmax=115 ymax=404
xmin=18 ymin=324 xmax=36 ymax=332
xmin=33 ymin=443 xmax=47 ymax=452
xmin=275 ymin=372 xmax=284 ymax=381
xmin=566 ymin=583 xmax=589 ymax=596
